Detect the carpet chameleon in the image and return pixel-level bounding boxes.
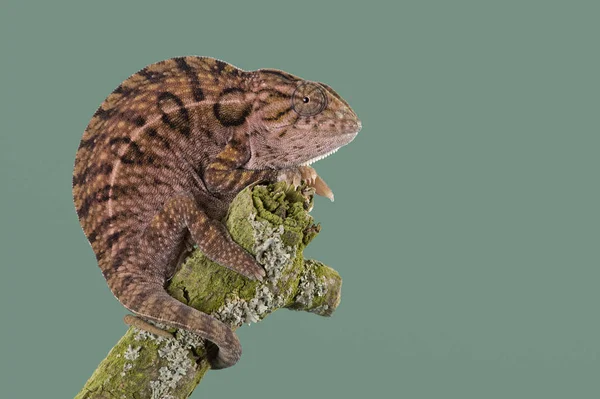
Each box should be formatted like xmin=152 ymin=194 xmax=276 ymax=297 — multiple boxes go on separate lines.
xmin=73 ymin=56 xmax=361 ymax=369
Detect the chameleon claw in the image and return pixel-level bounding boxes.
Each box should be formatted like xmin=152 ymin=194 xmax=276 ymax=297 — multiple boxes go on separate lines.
xmin=237 ymin=254 xmax=266 ymax=281
xmin=253 ymin=267 xmax=266 ymax=281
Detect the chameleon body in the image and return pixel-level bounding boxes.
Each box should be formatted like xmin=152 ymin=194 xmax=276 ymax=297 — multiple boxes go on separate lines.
xmin=73 ymin=56 xmax=361 ymax=369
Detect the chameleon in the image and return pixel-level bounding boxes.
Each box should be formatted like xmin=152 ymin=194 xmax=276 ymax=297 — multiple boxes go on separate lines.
xmin=72 ymin=56 xmax=361 ymax=369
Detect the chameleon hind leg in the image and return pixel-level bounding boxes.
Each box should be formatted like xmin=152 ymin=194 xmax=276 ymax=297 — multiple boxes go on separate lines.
xmin=122 ymin=236 xmax=194 ymax=339
xmin=109 ymin=194 xmax=265 ymax=368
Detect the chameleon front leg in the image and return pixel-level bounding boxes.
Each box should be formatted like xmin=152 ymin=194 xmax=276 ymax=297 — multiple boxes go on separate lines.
xmin=114 ymin=193 xmax=272 ymax=368
xmin=156 ymin=195 xmax=266 ymax=280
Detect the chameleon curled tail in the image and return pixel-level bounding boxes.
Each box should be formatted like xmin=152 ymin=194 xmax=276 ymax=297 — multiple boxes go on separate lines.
xmin=116 ymin=277 xmax=241 ymax=369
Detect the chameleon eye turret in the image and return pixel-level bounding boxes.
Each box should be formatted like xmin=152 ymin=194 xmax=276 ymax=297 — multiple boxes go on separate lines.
xmin=292 ymin=82 xmax=328 ymax=116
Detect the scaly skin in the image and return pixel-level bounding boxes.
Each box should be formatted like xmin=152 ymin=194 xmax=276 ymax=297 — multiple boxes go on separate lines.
xmin=72 ymin=56 xmax=361 ymax=369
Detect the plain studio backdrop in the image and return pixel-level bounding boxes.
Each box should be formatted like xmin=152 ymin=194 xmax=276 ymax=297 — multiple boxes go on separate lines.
xmin=0 ymin=1 xmax=598 ymax=398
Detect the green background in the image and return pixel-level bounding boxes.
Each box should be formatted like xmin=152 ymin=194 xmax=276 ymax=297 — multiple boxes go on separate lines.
xmin=1 ymin=1 xmax=598 ymax=398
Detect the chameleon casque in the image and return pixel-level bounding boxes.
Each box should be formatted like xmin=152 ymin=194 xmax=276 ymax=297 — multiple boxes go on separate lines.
xmin=73 ymin=56 xmax=361 ymax=369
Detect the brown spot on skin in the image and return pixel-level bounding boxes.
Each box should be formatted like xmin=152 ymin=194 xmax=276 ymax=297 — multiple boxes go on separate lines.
xmin=144 ymin=128 xmax=172 ymax=150
xmin=93 ymin=107 xmax=114 ymax=120
xmin=139 ymin=68 xmax=162 ymax=83
xmin=258 ymin=69 xmax=298 ymax=82
xmin=213 ymin=88 xmax=252 ymax=127
xmin=214 ymin=59 xmax=227 ymax=75
xmin=174 ymin=57 xmax=205 ymax=102
xmin=134 ymin=116 xmax=146 ymax=126
xmin=157 ymin=92 xmax=191 ymax=137
xmin=106 ymin=231 xmax=122 ymax=247
xmin=265 ymin=108 xmax=292 ymax=122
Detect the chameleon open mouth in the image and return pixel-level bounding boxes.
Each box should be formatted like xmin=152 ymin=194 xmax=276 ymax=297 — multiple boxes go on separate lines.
xmin=299 ymin=121 xmax=360 ymax=201
xmin=298 ymin=146 xmax=343 ymax=202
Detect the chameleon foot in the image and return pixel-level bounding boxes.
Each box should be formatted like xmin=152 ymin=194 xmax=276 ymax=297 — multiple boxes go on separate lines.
xmin=123 ymin=314 xmax=174 ymax=338
xmin=278 ymin=166 xmax=334 ymax=201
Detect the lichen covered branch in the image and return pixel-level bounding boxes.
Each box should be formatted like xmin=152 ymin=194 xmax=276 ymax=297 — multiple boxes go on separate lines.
xmin=75 ymin=183 xmax=342 ymax=399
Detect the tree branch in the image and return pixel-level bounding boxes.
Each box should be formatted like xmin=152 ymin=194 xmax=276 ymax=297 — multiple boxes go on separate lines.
xmin=75 ymin=183 xmax=342 ymax=399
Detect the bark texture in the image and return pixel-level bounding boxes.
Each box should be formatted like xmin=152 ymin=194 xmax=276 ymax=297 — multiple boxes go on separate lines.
xmin=75 ymin=183 xmax=342 ymax=399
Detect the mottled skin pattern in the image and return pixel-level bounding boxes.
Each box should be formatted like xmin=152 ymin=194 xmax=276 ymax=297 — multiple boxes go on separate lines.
xmin=73 ymin=56 xmax=361 ymax=369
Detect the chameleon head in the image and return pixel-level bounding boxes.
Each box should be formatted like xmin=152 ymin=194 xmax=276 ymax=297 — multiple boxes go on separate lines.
xmin=247 ymin=71 xmax=362 ymax=170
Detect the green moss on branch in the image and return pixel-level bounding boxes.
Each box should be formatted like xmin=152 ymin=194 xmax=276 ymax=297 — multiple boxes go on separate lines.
xmin=75 ymin=183 xmax=342 ymax=399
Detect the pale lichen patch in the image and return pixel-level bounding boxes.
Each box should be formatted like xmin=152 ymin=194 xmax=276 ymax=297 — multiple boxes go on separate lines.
xmin=133 ymin=321 xmax=169 ymax=344
xmin=308 ymin=304 xmax=330 ymax=315
xmin=121 ymin=344 xmax=142 ymax=377
xmin=124 ymin=345 xmax=141 ymax=361
xmin=249 ymin=212 xmax=295 ymax=283
xmin=295 ymin=263 xmax=327 ymax=308
xmin=121 ymin=363 xmax=133 ymax=377
xmin=131 ymin=323 xmax=202 ymax=399
xmin=215 ymin=285 xmax=284 ymax=327
xmin=213 ymin=207 xmax=298 ymax=327
xmin=152 ymin=341 xmax=192 ymax=398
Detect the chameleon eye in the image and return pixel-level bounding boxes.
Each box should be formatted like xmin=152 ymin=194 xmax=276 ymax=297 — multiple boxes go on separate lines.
xmin=292 ymin=82 xmax=327 ymax=116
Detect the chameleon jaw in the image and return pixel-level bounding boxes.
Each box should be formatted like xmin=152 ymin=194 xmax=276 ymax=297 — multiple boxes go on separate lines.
xmin=301 ymin=147 xmax=340 ymax=166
